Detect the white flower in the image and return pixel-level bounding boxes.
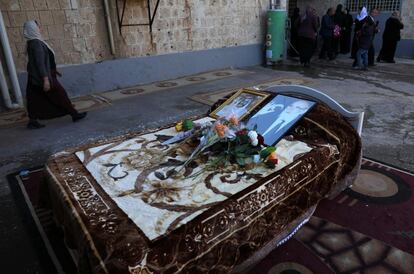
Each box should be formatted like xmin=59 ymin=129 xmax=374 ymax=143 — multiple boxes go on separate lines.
xmin=248 ymin=131 xmax=259 ymax=146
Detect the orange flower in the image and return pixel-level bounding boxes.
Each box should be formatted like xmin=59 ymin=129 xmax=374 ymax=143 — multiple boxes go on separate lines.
xmin=267 ymin=151 xmax=278 ymax=165
xmin=215 ymin=123 xmax=227 ymax=138
xmin=229 ymin=116 xmax=239 ymax=126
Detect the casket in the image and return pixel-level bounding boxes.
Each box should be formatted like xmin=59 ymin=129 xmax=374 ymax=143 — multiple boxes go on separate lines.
xmin=45 ymin=85 xmax=363 ymax=273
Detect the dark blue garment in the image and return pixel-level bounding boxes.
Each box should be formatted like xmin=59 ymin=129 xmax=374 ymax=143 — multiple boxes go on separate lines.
xmin=320 ymin=14 xmax=334 ymax=38
xmin=358 ymin=24 xmax=374 ymax=50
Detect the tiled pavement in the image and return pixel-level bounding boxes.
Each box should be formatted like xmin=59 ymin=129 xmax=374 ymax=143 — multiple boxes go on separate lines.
xmin=0 ymin=69 xmax=251 ymax=128
xmin=1 ymin=60 xmax=414 ymax=273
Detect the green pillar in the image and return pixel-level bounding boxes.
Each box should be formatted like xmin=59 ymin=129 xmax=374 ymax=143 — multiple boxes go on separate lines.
xmin=266 ymin=9 xmax=287 ymax=64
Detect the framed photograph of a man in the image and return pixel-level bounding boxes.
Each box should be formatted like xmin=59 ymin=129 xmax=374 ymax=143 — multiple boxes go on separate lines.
xmin=210 ymin=89 xmax=270 ymax=121
xmin=246 ymin=95 xmax=316 ymax=145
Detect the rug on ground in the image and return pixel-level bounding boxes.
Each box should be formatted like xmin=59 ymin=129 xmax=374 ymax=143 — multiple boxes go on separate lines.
xmin=8 ymin=158 xmax=414 ymax=274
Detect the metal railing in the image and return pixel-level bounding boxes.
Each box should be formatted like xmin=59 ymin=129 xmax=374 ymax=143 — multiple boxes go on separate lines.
xmin=346 ymin=0 xmax=401 ymax=12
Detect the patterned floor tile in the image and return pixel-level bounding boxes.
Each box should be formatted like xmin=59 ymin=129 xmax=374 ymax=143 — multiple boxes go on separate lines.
xmin=0 ymin=109 xmax=28 ymax=128
xmin=0 ymin=69 xmax=254 ymax=128
xmin=295 ymin=217 xmax=414 ymax=274
xmin=0 ymin=95 xmax=111 ymax=128
xmin=100 ymin=69 xmax=251 ymax=101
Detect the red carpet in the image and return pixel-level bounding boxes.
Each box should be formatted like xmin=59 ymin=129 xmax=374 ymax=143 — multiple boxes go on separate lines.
xmin=249 ymin=158 xmax=414 ymax=274
xmin=8 ymin=158 xmax=414 ymax=274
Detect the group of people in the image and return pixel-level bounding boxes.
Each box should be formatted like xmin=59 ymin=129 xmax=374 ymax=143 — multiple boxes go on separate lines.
xmin=290 ymin=5 xmax=404 ymax=70
xmin=19 ymin=9 xmax=405 ymax=129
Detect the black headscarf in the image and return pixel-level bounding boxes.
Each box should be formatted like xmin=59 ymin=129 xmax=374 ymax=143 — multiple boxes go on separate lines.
xmin=334 ymin=4 xmax=344 ymax=25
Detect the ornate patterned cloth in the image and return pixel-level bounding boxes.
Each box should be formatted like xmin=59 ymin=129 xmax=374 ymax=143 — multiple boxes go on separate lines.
xmin=46 ymin=103 xmax=361 ymax=273
xmin=75 ymin=117 xmax=317 ymax=241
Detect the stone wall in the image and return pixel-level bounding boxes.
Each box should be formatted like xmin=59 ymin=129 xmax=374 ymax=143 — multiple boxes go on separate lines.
xmin=115 ymin=0 xmax=269 ymax=58
xmin=295 ymin=0 xmax=346 ymax=19
xmin=1 ymin=0 xmax=284 ymax=72
xmin=1 ymin=0 xmax=112 ymax=70
xmin=401 ymin=0 xmax=414 ymax=39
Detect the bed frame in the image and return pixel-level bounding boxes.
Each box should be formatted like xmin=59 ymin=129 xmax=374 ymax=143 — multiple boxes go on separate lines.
xmin=233 ymin=85 xmax=364 ymax=273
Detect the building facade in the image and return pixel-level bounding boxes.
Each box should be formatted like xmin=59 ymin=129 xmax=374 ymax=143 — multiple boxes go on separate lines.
xmin=0 ymin=0 xmax=291 ymax=99
xmin=1 ymin=0 xmax=277 ymax=71
xmin=0 ymin=0 xmax=412 ymax=104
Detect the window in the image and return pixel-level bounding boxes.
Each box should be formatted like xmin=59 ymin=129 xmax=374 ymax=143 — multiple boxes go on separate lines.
xmin=288 ymin=0 xmax=298 ymax=17
xmin=346 ymin=0 xmax=401 ymax=12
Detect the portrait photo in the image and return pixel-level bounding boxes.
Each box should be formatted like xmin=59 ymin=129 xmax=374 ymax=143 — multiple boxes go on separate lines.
xmin=210 ymin=89 xmax=270 ymax=121
xmin=247 ymin=95 xmax=316 ymax=145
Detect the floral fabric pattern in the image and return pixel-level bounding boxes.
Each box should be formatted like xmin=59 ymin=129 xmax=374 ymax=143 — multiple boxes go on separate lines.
xmin=75 ymin=117 xmax=314 ymax=240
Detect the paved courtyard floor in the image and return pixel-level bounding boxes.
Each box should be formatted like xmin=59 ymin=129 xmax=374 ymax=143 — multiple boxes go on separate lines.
xmin=1 ymin=55 xmax=413 ymax=273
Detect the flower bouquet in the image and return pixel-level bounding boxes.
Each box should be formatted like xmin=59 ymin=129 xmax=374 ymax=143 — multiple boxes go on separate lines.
xmin=173 ymin=114 xmax=279 ymax=176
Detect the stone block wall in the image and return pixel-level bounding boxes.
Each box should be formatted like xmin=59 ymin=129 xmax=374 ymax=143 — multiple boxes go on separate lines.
xmin=1 ymin=0 xmax=285 ymax=72
xmin=295 ymin=0 xmax=346 ymax=19
xmin=1 ymin=0 xmax=112 ymax=70
xmin=401 ymin=0 xmax=414 ymax=39
xmin=115 ymin=0 xmax=272 ymax=58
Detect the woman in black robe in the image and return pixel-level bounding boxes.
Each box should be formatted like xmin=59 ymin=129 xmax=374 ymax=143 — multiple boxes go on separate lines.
xmin=333 ymin=4 xmax=344 ymax=55
xmin=377 ymin=11 xmax=404 ymax=63
xmin=23 ymin=20 xmax=87 ymax=129
xmin=296 ymin=6 xmax=319 ymax=67
xmin=340 ymin=8 xmax=354 ymax=54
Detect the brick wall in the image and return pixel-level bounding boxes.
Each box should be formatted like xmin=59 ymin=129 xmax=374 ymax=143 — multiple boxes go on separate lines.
xmin=1 ymin=0 xmax=287 ymax=72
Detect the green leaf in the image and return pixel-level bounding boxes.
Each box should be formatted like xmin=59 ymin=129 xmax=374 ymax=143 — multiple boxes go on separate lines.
xmin=260 ymin=146 xmax=276 ymax=159
xmin=237 ymin=135 xmax=249 ymax=144
xmin=245 ymin=147 xmax=261 ymax=155
xmin=234 ymin=144 xmax=250 ymax=153
xmin=182 ymin=119 xmax=194 ymax=131
xmin=236 ymin=157 xmax=246 ymax=166
xmin=236 ymin=152 xmax=247 ymax=158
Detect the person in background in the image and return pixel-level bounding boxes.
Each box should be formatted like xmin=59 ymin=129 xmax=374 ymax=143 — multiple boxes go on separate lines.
xmin=377 ymin=11 xmax=404 ymax=63
xmin=333 ymin=4 xmax=345 ymax=55
xmin=289 ymin=7 xmax=300 ymax=57
xmin=296 ymin=6 xmax=319 ymax=67
xmin=319 ymin=8 xmax=336 ymax=60
xmin=340 ymin=8 xmax=354 ymax=54
xmin=367 ymin=8 xmax=380 ymax=66
xmin=23 ymin=20 xmax=87 ymax=129
xmin=355 ymin=18 xmax=374 ymax=70
xmin=312 ymin=7 xmax=321 ymax=53
xmin=352 ymin=7 xmax=368 ymax=67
